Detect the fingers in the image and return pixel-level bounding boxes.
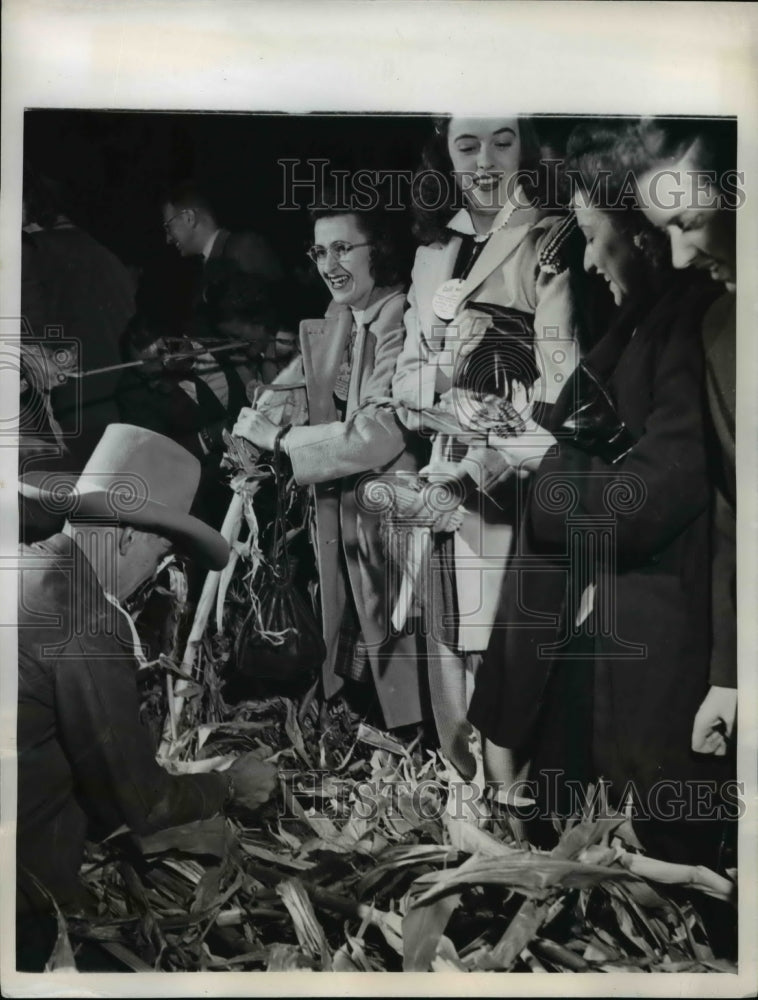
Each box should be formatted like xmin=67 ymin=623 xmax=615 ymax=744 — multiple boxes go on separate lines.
xmin=397 ymin=493 xmax=427 ymax=519
xmin=433 ymin=509 xmax=464 ymax=533
xmin=691 ymin=716 xmax=727 ymax=755
xmin=232 ymin=408 xmax=264 ymax=441
xmin=419 ymin=461 xmax=464 ymax=484
xmin=511 ymin=380 xmax=532 ymax=421
xmin=697 ymin=731 xmax=727 ymax=756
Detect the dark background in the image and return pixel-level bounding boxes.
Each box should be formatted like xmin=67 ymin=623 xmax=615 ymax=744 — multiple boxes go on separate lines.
xmin=22 ymin=111 xmax=581 ymax=328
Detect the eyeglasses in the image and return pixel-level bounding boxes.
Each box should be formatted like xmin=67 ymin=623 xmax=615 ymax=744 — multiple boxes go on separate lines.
xmin=162 ymin=211 xmax=187 ymax=234
xmin=305 ymin=241 xmax=370 ymax=264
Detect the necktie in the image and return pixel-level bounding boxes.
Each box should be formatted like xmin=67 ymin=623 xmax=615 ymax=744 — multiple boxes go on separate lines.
xmin=333 ymin=319 xmax=358 ymax=405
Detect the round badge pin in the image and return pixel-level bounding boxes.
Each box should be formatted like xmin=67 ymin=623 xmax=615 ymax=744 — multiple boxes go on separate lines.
xmin=432 ymin=278 xmax=465 ymax=321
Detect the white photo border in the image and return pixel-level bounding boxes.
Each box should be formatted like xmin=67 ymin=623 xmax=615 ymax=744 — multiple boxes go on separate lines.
xmin=2 ymin=1 xmax=757 ymax=996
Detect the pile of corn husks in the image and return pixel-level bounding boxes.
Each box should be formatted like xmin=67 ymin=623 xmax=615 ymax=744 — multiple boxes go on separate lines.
xmin=54 ymin=444 xmax=738 ymax=975
xmin=66 ymin=653 xmax=736 ymax=973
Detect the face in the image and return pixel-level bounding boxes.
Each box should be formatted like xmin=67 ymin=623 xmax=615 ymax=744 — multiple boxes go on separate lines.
xmin=313 ymin=214 xmax=374 ymax=309
xmin=447 ymin=117 xmax=522 ymax=216
xmin=116 ymin=527 xmax=173 ymax=601
xmin=162 ymin=201 xmax=197 ymax=257
xmin=274 ymin=330 xmax=297 ymax=359
xmin=573 ymin=188 xmax=641 ymax=305
xmin=636 ymin=155 xmax=735 ymax=287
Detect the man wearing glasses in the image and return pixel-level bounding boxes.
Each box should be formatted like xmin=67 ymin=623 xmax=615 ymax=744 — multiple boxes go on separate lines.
xmin=160 ymin=180 xmax=283 ymax=315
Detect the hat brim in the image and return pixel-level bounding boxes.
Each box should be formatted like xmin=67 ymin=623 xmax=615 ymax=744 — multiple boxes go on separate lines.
xmin=19 ymin=473 xmax=230 ymax=571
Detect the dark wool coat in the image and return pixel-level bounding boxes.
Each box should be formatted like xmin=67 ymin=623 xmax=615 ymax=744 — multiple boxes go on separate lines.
xmin=469 ymin=275 xmax=730 ymax=808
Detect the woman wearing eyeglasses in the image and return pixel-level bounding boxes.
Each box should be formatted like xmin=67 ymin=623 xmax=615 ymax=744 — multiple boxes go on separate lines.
xmin=391 ymin=116 xmax=581 ymax=781
xmin=233 ymin=198 xmax=427 ymax=732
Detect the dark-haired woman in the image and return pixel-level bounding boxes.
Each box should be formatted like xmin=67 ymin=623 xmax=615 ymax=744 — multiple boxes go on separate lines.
xmin=234 ymin=203 xmax=427 ymax=731
xmin=468 ymin=122 xmax=731 ymax=868
xmin=392 ymin=116 xmax=579 ymax=779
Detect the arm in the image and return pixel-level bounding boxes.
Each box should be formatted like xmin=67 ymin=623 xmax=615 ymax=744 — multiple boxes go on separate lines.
xmin=513 ymin=222 xmax=581 ymax=408
xmin=55 ymin=637 xmax=227 ymax=836
xmin=284 ymin=316 xmax=408 ymax=483
xmin=708 ymin=489 xmax=736 ymax=687
xmin=446 ymin=227 xmax=580 ymax=489
xmin=391 ymin=280 xmax=438 ymax=419
xmin=532 ymin=267 xmax=581 ymax=405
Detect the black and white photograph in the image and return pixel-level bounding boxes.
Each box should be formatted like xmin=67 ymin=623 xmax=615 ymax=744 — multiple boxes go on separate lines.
xmin=2 ymin=2 xmax=756 ymax=996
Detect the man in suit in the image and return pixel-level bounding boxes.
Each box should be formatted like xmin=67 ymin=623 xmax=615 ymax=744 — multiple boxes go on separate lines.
xmin=161 ymin=180 xmax=283 ymax=308
xmin=636 ymin=119 xmax=737 ymax=761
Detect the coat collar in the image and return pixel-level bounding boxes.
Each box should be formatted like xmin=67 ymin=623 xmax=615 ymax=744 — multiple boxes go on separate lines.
xmin=454 ymin=204 xmax=545 ymax=305
xmin=300 ymin=284 xmax=404 ymax=423
xmin=446 ymin=185 xmax=529 ymax=240
xmin=323 ymin=283 xmax=405 ymax=329
xmin=205 ymin=228 xmax=230 ymax=261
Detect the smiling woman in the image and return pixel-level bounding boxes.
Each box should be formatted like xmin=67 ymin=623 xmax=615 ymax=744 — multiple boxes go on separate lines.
xmin=391 ymin=115 xmax=579 ymax=780
xmin=446 ymin=118 xmax=524 ymax=230
xmin=469 ymin=120 xmax=733 ymax=869
xmin=307 ymin=216 xmax=373 ymax=308
xmin=233 ymin=196 xmax=427 ymax=731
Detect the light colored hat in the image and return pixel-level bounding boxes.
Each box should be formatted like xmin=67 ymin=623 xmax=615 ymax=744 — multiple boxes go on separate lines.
xmin=19 ymin=424 xmax=230 ymax=570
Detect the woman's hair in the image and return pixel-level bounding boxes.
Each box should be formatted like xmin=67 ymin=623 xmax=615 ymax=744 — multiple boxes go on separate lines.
xmin=308 ymin=194 xmax=411 ymax=288
xmin=565 ymin=119 xmax=671 ymax=272
xmin=633 ymin=117 xmax=738 ymax=200
xmin=411 ymin=116 xmax=543 ymax=246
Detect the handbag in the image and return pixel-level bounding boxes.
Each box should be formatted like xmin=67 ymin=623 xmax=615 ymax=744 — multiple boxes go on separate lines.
xmin=233 ymin=427 xmax=326 ymax=690
xmin=453 ymin=302 xmax=541 ymax=398
xmin=559 ymin=360 xmax=636 ymax=465
xmin=448 ymin=302 xmax=541 ymax=442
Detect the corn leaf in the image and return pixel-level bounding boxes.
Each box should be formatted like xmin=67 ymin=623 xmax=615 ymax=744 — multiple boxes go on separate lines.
xmin=403 ymin=892 xmax=461 ymax=971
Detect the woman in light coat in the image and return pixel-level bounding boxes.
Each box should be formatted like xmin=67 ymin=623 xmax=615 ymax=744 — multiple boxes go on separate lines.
xmin=392 ymin=116 xmax=580 ymax=778
xmin=235 ymin=202 xmax=426 ymax=730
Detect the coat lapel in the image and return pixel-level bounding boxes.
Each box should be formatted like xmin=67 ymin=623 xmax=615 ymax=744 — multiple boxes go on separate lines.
xmin=206 ymin=228 xmax=230 ymax=263
xmin=346 ymin=285 xmax=404 ymax=413
xmin=414 ymin=239 xmax=461 ymax=346
xmin=299 ymin=305 xmax=353 ymax=424
xmin=455 ymin=206 xmax=543 ymax=306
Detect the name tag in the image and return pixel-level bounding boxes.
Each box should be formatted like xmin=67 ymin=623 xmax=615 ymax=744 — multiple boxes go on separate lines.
xmin=432 ymin=278 xmax=465 ymax=321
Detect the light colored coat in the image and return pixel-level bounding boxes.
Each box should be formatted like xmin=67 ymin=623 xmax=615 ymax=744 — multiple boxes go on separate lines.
xmin=390 ymin=207 xmax=579 ymax=775
xmin=392 ymin=207 xmax=579 ymax=651
xmin=286 ymin=285 xmax=425 ymax=729
xmin=393 ymin=206 xmax=578 ymax=417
